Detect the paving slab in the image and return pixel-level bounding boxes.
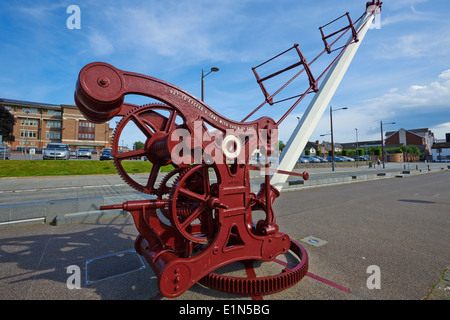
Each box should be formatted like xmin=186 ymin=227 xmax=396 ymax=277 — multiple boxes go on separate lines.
xmin=0 ymin=163 xmax=448 ymax=303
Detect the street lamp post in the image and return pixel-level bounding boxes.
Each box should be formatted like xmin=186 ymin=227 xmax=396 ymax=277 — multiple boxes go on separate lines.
xmin=380 ymin=120 xmax=396 ymax=169
xmin=201 ymin=67 xmax=219 ymax=102
xmin=320 ymin=132 xmax=331 ymax=160
xmin=329 ymin=106 xmax=348 ymax=171
xmin=355 ymin=128 xmax=358 ymax=167
xmin=25 ymin=110 xmax=29 ymax=156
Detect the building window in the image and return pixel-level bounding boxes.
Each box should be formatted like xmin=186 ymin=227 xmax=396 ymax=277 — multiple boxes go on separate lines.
xmin=20 ymin=130 xmax=37 ymax=139
xmin=78 ymin=120 xmax=95 ymax=140
xmin=46 ymin=132 xmax=61 ymax=139
xmin=21 ymin=119 xmax=38 ymax=126
xmin=22 ymin=107 xmax=38 ymax=114
xmin=48 ymin=110 xmax=62 ymax=116
xmin=79 ymin=121 xmax=94 ymax=128
xmin=78 ymin=133 xmax=94 ymax=140
xmin=46 ymin=120 xmax=61 ymax=128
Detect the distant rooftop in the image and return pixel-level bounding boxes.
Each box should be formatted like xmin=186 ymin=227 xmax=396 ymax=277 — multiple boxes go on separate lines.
xmin=0 ymin=98 xmax=60 ymax=108
xmin=385 ymin=128 xmax=433 ymax=138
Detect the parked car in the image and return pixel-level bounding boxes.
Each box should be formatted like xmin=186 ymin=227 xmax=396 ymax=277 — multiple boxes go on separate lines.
xmin=77 ymin=147 xmax=92 ymax=159
xmin=340 ymin=156 xmax=355 ymax=162
xmin=298 ymin=156 xmax=310 ymax=163
xmin=253 ymin=156 xmax=279 ymax=165
xmin=326 ymin=156 xmax=344 ymax=162
xmin=43 ymin=143 xmax=70 ymax=160
xmin=99 ymin=150 xmax=113 ymax=161
xmin=69 ymin=149 xmax=77 ymax=158
xmin=302 ymin=156 xmax=320 ymax=163
xmin=0 ymin=146 xmax=11 ymax=160
xmin=352 ymin=155 xmax=369 ymax=161
xmin=312 ymin=155 xmax=328 ymax=162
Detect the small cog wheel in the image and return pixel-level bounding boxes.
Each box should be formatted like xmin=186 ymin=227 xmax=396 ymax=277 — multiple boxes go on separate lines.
xmin=156 ymin=166 xmax=191 ymax=220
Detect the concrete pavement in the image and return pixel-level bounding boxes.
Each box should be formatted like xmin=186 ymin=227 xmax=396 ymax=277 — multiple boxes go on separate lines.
xmin=1 ymin=162 xmax=448 ymax=227
xmin=0 ymin=162 xmax=449 ymax=301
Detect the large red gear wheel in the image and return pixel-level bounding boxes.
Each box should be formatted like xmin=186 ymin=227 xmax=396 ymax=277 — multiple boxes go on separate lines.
xmin=112 ymin=103 xmax=183 ymax=194
xmin=168 ymin=164 xmax=223 ymax=244
xmin=199 ymin=239 xmax=309 ymax=296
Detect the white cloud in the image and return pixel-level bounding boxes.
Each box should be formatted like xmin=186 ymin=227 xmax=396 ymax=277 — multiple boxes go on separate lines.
xmin=338 ymin=69 xmax=450 ymax=140
xmin=431 ymin=122 xmax=450 ymax=140
xmin=306 ymin=69 xmax=450 ymax=143
xmin=376 ymin=29 xmax=450 ymax=59
xmin=387 ymin=0 xmax=430 ymax=10
xmin=438 ymin=69 xmax=450 ymax=80
xmin=18 ymin=3 xmax=66 ymax=21
xmin=98 ymin=2 xmax=246 ymax=64
xmin=87 ymin=31 xmax=115 ymax=56
xmin=363 ymin=69 xmax=450 ymax=112
xmin=82 ymin=0 xmax=323 ymax=67
xmin=380 ymin=9 xmax=439 ymax=27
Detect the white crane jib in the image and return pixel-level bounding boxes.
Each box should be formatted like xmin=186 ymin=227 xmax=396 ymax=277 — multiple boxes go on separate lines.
xmin=268 ymin=2 xmax=382 ymax=192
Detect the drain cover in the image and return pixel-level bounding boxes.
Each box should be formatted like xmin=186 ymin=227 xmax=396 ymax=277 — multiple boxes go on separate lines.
xmin=85 ymin=249 xmax=146 ymax=285
xmin=300 ymin=236 xmax=328 ymax=247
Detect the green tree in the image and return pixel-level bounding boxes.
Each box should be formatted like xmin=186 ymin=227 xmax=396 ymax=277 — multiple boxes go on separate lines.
xmin=406 ymin=145 xmax=421 ymax=156
xmin=0 ymin=106 xmax=16 ymax=142
xmin=133 ymin=141 xmax=144 ymax=150
xmin=386 ymin=145 xmax=422 ymax=156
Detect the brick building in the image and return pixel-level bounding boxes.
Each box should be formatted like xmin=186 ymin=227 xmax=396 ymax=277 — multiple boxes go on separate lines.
xmin=385 ymin=128 xmax=435 ymax=160
xmin=431 ymin=133 xmax=450 ymax=162
xmin=320 ymin=141 xmax=343 ymax=154
xmin=60 ymin=104 xmax=113 ymax=150
xmin=0 ymin=98 xmax=113 ymax=152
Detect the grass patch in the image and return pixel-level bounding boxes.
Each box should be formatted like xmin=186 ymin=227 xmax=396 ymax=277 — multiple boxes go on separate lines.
xmin=0 ymin=160 xmax=173 ymax=178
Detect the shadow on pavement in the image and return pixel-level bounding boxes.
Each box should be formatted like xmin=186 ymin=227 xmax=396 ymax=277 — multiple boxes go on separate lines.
xmin=0 ymin=217 xmax=160 ymax=300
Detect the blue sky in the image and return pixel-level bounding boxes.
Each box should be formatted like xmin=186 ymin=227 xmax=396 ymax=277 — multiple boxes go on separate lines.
xmin=1 ymin=0 xmax=450 ymax=148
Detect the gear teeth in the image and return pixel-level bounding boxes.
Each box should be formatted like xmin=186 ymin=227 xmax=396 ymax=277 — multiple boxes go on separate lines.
xmin=111 ymin=103 xmax=175 ymax=194
xmin=198 ymin=240 xmax=309 ymax=296
xmin=167 ymin=165 xmax=196 ymax=209
xmin=141 ymin=102 xmax=166 ymax=107
xmin=167 ymin=165 xmax=197 ymax=224
xmin=156 ymin=166 xmax=189 ymax=219
xmin=156 ymin=167 xmax=186 ymax=199
xmin=168 ymin=165 xmax=216 ymax=244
